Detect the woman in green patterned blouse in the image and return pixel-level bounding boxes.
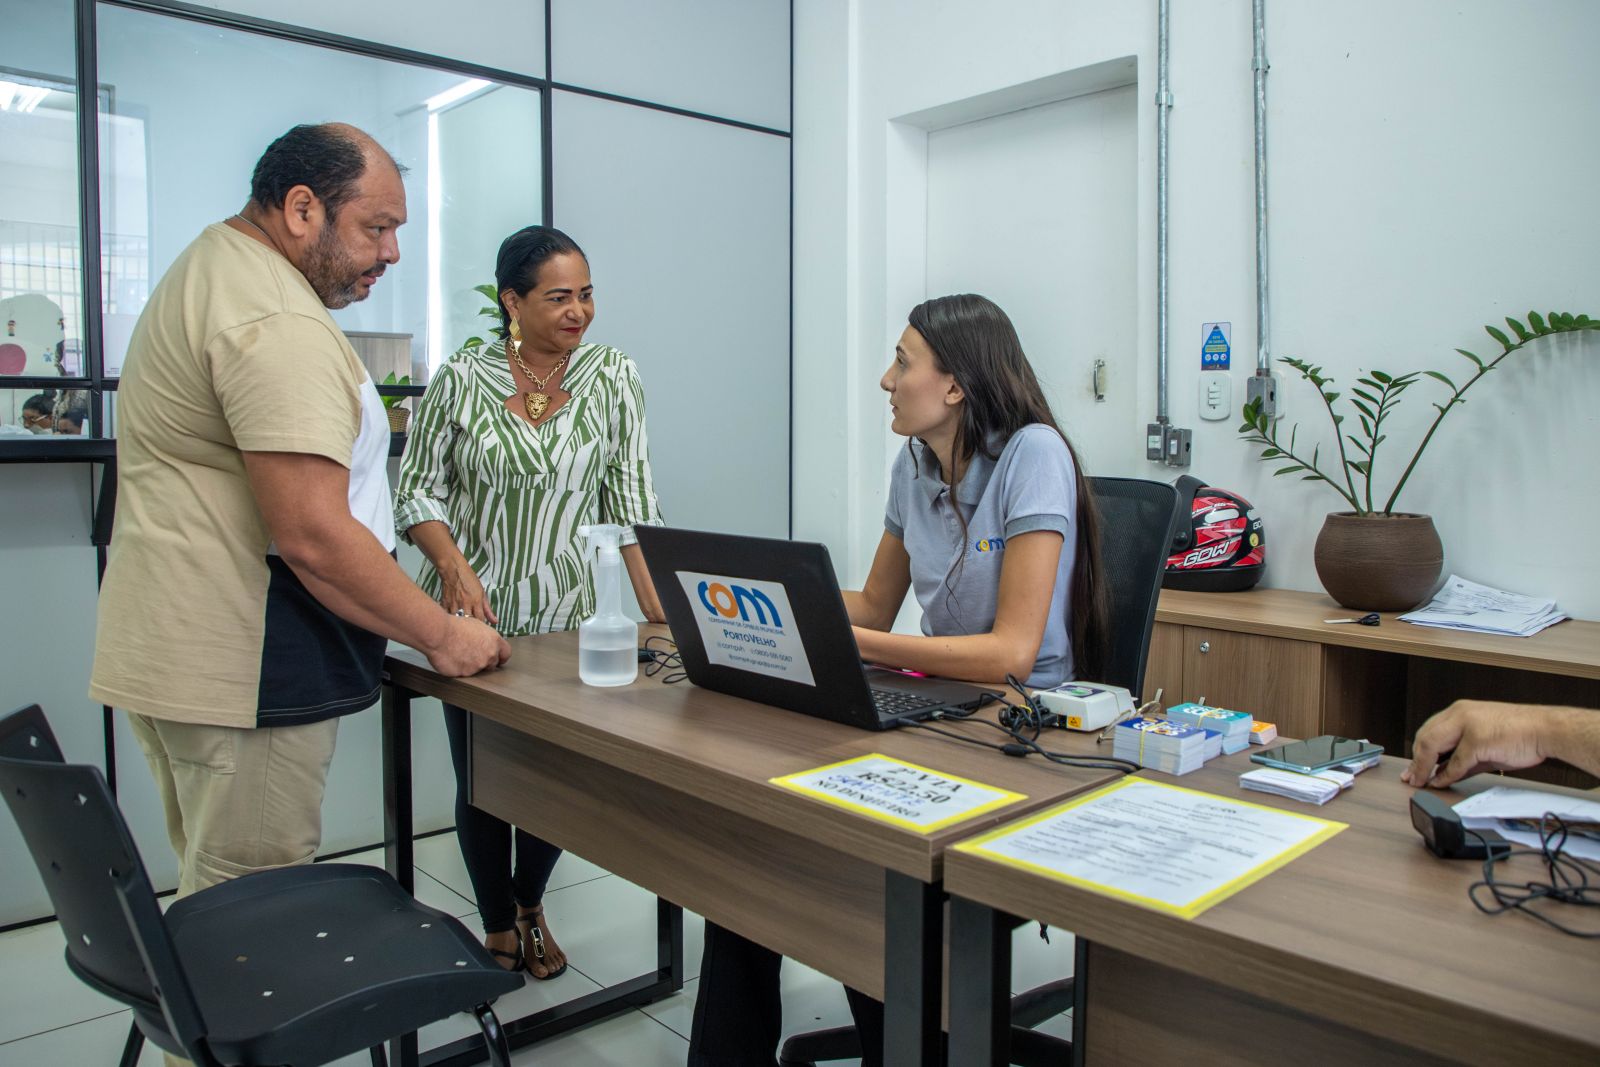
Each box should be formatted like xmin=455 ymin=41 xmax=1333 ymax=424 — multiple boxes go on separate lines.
xmin=395 ymin=225 xmax=664 ymax=978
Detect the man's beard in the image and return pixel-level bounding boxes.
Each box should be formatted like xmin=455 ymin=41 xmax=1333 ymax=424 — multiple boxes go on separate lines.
xmin=302 ymin=222 xmax=383 ymax=309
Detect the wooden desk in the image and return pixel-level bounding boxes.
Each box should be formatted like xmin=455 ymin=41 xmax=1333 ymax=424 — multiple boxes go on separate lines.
xmin=1146 ymin=588 xmax=1600 ymax=785
xmin=382 ymin=627 xmax=1123 ymax=1067
xmin=944 ymin=752 xmax=1600 ymax=1066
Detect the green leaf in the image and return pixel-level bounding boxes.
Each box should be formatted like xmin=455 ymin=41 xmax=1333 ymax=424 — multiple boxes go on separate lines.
xmin=1273 ymin=465 xmax=1307 ymax=476
xmin=464 ymin=336 xmax=484 ymax=349
xmin=1260 ymin=447 xmax=1281 ymax=458
xmin=1353 ymin=388 xmax=1379 ymax=405
xmin=1529 ymin=311 xmax=1548 ymax=334
xmin=1357 ymin=414 xmax=1373 ymax=436
xmin=1348 ymin=435 xmax=1370 ymax=456
xmin=1371 ymin=370 xmax=1392 ymax=384
xmin=1374 ymin=434 xmax=1386 ymax=447
xmin=1302 ymin=474 xmax=1324 ymax=481
xmin=1453 ymin=348 xmax=1484 ymax=370
xmin=382 ymin=371 xmax=397 ymax=386
xmin=1322 ymin=391 xmax=1340 ymax=404
xmin=1506 ymin=317 xmax=1532 ymax=342
xmin=1485 ymin=324 xmax=1512 ymax=349
xmin=1347 ymin=459 xmax=1370 ymax=475
xmin=1575 ymin=313 xmax=1591 ymax=325
xmin=473 ymin=283 xmax=500 ymax=301
xmin=1352 ymin=400 xmax=1376 ymax=422
xmin=1423 ymin=370 xmax=1456 ymax=390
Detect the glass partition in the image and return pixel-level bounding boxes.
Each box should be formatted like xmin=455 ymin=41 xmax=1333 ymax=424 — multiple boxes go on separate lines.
xmin=95 ymin=3 xmax=543 ymax=399
xmin=0 ymin=0 xmax=87 ymax=439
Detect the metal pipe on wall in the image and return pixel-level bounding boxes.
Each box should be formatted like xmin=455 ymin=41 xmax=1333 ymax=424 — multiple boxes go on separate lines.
xmin=1156 ymin=0 xmax=1172 ymax=423
xmin=1147 ymin=0 xmax=1189 ymax=466
xmin=1252 ymin=0 xmax=1271 ymax=374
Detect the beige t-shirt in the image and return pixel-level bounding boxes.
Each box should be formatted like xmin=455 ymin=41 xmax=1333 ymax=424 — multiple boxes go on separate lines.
xmin=91 ymin=222 xmax=393 ymax=728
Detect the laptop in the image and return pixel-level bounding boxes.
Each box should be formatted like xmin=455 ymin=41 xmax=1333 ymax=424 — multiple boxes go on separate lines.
xmin=635 ymin=526 xmax=1002 ymax=731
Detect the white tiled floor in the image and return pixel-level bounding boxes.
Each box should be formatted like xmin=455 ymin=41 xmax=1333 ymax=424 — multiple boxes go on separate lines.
xmin=0 ymin=837 xmax=1074 ymax=1066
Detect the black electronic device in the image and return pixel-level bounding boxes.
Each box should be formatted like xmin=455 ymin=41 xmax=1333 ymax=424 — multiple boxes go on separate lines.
xmin=635 ymin=526 xmax=1002 ymax=731
xmin=1250 ymin=735 xmax=1383 ymax=774
xmin=1410 ymin=791 xmax=1512 ymax=860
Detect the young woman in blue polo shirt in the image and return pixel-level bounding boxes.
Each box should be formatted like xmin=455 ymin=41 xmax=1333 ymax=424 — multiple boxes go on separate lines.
xmin=689 ymin=292 xmax=1107 ymax=1066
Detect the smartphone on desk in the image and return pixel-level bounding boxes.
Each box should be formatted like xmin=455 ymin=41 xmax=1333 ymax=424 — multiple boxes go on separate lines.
xmin=1250 ymin=736 xmax=1383 ymax=774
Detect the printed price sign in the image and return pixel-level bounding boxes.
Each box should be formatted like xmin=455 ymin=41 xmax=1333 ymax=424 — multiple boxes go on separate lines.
xmin=771 ymin=754 xmax=1026 ymax=833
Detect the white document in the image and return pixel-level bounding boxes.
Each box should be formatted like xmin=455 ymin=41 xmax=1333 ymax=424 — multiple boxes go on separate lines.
xmin=1399 ymin=574 xmax=1567 ymax=637
xmin=675 ymin=570 xmax=814 ymax=686
xmin=956 ymin=778 xmax=1345 ymax=919
xmin=1452 ymin=786 xmax=1600 ymax=861
xmin=770 ymin=754 xmax=1027 ymax=833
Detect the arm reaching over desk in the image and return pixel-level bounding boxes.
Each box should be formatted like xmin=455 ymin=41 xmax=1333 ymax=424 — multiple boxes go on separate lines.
xmin=1402 ymin=700 xmax=1600 ymax=787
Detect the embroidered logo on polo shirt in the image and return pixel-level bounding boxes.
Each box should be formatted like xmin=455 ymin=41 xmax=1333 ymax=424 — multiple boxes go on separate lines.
xmin=973 ymin=536 xmax=1006 ymax=554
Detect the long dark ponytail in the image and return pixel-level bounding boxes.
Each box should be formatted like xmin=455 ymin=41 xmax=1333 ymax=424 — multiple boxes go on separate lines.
xmin=905 ymin=294 xmax=1109 ymax=680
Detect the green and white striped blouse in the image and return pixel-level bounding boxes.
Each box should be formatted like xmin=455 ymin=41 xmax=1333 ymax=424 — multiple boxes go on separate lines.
xmin=394 ymin=340 xmax=664 ymax=636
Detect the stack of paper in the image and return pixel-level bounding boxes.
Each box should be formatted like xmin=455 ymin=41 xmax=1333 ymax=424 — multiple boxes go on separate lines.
xmin=1399 ymin=574 xmax=1566 ymax=637
xmin=1199 ymin=729 xmax=1223 ymax=763
xmin=1113 ymin=717 xmax=1209 ymax=776
xmin=1452 ymin=786 xmax=1600 ymax=861
xmin=1249 ymin=721 xmax=1278 ymax=745
xmin=1239 ymin=767 xmax=1352 ymax=806
xmin=1168 ymin=703 xmax=1254 ymax=754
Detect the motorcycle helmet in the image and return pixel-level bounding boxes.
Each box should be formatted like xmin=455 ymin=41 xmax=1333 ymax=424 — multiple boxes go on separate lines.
xmin=1163 ymin=475 xmax=1265 ymax=592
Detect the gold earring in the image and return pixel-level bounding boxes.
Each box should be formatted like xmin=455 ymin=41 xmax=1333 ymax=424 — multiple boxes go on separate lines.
xmin=509 ymin=318 xmax=522 ymax=342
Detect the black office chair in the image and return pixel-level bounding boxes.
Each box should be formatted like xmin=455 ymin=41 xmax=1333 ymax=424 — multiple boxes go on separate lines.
xmin=777 ymin=477 xmax=1181 ymax=1067
xmin=0 ymin=705 xmax=521 ymax=1067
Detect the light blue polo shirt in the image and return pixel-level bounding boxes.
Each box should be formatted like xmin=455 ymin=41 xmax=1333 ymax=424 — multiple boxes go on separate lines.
xmin=884 ymin=424 xmax=1078 ymax=687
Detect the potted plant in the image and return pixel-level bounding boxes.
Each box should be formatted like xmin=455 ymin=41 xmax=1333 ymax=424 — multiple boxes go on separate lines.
xmin=380 ymin=371 xmax=412 ymax=433
xmin=460 ymin=283 xmax=507 ymax=349
xmin=1238 ymin=309 xmax=1597 ymax=611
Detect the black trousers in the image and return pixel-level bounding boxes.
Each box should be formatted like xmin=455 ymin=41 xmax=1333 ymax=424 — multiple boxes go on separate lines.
xmin=443 ymin=703 xmax=562 ymax=933
xmin=688 ymin=919 xmax=885 ymax=1067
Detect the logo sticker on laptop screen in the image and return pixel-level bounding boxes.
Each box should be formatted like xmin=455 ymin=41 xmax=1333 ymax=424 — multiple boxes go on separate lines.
xmin=675 ymin=571 xmax=815 ymax=687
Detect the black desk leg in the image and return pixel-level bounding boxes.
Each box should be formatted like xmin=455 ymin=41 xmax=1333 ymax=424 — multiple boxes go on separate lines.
xmin=883 ymin=871 xmax=942 ymax=1067
xmin=947 ymin=896 xmax=1011 ymax=1066
xmin=382 ymin=680 xmax=419 ymax=1067
xmin=1070 ymin=936 xmax=1089 ymax=1067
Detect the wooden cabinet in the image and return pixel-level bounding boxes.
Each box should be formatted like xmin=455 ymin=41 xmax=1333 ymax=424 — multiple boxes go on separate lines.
xmin=1141 ymin=589 xmax=1599 ymax=786
xmin=1143 ymin=622 xmax=1322 ymax=739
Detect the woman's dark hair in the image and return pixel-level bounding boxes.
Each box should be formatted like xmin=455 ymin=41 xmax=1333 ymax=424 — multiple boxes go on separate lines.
xmin=906 ymin=293 xmax=1110 ymax=680
xmin=494 ymin=226 xmax=587 ymax=337
xmin=21 ymin=391 xmax=55 ymax=416
xmin=250 ymin=124 xmax=381 ymax=223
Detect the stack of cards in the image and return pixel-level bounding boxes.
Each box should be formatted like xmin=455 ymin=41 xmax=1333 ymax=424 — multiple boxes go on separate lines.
xmin=1113 ymin=717 xmax=1209 ymax=776
xmin=1249 ymin=720 xmax=1278 ymax=745
xmin=1200 ymin=729 xmax=1223 ymax=763
xmin=1239 ymin=767 xmax=1353 ymax=806
xmin=1167 ymin=703 xmax=1254 ymax=754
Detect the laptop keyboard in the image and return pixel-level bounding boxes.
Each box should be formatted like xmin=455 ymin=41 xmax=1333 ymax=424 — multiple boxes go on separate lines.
xmin=869 ymin=688 xmax=942 ymax=718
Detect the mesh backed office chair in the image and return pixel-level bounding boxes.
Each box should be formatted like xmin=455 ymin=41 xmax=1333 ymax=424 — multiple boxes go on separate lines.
xmin=0 ymin=705 xmax=521 ymax=1067
xmin=777 ymin=477 xmax=1181 ymax=1067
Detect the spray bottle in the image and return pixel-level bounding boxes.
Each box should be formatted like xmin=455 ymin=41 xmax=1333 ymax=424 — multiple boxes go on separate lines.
xmin=578 ymin=523 xmax=638 ymax=687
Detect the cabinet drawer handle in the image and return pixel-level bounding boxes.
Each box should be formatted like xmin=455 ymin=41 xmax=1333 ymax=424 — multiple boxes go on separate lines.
xmin=1198 ymin=641 xmax=1211 ymax=654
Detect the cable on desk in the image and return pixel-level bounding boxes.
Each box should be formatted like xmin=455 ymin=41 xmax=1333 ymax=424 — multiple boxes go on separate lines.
xmin=908 ymin=707 xmax=1142 ymax=775
xmin=641 ymin=635 xmax=687 ymax=685
xmin=1467 ymin=815 xmax=1600 ymax=939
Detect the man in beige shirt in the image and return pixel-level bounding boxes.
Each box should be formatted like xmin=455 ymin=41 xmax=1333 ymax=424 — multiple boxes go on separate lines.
xmin=91 ymin=123 xmax=507 ymax=903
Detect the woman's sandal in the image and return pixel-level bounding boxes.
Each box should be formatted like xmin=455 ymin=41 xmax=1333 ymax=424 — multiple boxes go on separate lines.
xmin=484 ymin=930 xmax=526 ymax=974
xmin=516 ymin=905 xmax=568 ymax=981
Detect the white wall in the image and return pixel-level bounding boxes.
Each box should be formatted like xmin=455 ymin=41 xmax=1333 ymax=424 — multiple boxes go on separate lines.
xmin=792 ymin=0 xmax=1600 ymax=618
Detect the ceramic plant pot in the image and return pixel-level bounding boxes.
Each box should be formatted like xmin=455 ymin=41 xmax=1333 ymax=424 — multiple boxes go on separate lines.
xmin=1313 ymin=512 xmax=1443 ymax=612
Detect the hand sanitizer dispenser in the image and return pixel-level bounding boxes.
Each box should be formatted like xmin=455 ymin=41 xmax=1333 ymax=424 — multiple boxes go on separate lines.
xmin=578 ymin=524 xmax=637 ymax=687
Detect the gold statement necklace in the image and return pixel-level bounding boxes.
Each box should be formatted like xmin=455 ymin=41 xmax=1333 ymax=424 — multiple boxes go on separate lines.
xmin=508 ymin=339 xmax=567 ymax=421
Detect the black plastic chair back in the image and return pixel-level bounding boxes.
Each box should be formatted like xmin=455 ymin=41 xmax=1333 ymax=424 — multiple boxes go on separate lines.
xmin=1086 ymin=478 xmax=1181 ymax=696
xmin=0 ymin=705 xmax=211 ymax=1060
